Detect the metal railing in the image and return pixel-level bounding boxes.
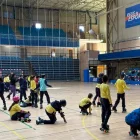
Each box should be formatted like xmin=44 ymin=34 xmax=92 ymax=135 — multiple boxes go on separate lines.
xmin=0 ymin=34 xmax=79 ymax=41
xmin=99 ymin=46 xmax=140 ymax=54
xmin=0 ymin=52 xmax=79 ymax=59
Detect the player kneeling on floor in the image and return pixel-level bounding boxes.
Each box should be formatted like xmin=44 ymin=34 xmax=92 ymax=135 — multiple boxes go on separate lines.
xmin=79 ymin=93 xmax=93 ymax=115
xmin=36 ymin=100 xmax=67 ymax=125
xmin=125 ymin=108 xmax=140 ymax=137
xmin=9 ymin=96 xmax=31 ymax=122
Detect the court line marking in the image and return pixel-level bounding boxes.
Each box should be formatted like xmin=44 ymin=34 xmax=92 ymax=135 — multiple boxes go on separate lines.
xmin=0 ymin=127 xmax=29 ymax=134
xmin=82 ymin=116 xmax=99 ymax=140
xmin=0 ymin=122 xmax=25 ymax=140
xmin=0 ymin=109 xmax=36 ymax=130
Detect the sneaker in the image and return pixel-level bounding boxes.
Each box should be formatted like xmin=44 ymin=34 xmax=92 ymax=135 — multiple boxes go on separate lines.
xmin=35 ymin=104 xmax=38 ymax=108
xmin=93 ymin=101 xmax=96 ymax=106
xmin=3 ymin=106 xmax=7 ymax=110
xmin=40 ymin=104 xmax=43 ymax=109
xmin=81 ymin=110 xmax=88 ymax=115
xmin=36 ymin=120 xmax=40 ymax=125
xmin=36 ymin=117 xmax=44 ymax=125
xmin=97 ymin=102 xmax=101 ymax=107
xmin=24 ymin=118 xmax=31 ymax=123
xmin=122 ymin=108 xmax=127 ymax=113
xmin=102 ymin=123 xmax=109 ymax=131
xmin=106 ymin=124 xmax=110 ymax=130
xmin=112 ymin=107 xmax=117 ymax=112
xmin=38 ymin=117 xmax=43 ymax=121
xmin=89 ymin=112 xmax=92 ymax=115
xmin=7 ymin=96 xmax=10 ymax=100
xmin=129 ymin=131 xmax=138 ymax=137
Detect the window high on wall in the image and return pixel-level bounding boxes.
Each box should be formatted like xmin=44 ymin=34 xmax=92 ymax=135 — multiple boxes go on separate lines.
xmin=79 ymin=26 xmax=85 ymax=32
xmin=35 ymin=23 xmax=42 ymax=29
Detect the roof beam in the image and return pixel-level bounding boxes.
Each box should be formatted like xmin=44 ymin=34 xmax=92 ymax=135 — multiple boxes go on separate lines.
xmin=87 ymin=0 xmax=105 ymax=11
xmin=78 ymin=0 xmax=95 ymax=9
xmin=0 ymin=0 xmax=4 ymax=7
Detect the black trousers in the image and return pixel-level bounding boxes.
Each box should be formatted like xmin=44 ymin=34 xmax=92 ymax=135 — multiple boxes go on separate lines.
xmin=113 ymin=93 xmax=125 ymax=109
xmin=40 ymin=91 xmax=50 ymax=104
xmin=130 ymin=125 xmax=140 ymax=135
xmin=79 ymin=102 xmax=91 ymax=112
xmin=43 ymin=110 xmax=57 ymax=124
xmin=28 ymin=81 xmax=30 ymax=87
xmin=31 ymin=90 xmax=38 ymax=105
xmin=11 ymin=112 xmax=29 ymax=120
xmin=0 ymin=93 xmax=6 ymax=107
xmin=4 ymin=82 xmax=10 ymax=91
xmin=20 ymin=89 xmax=27 ymax=101
xmin=101 ymin=98 xmax=111 ymax=125
xmin=93 ymin=87 xmax=100 ymax=102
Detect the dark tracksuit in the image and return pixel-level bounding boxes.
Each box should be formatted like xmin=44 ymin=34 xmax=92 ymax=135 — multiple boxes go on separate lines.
xmin=11 ymin=112 xmax=30 ymax=120
xmin=125 ymin=108 xmax=140 ymax=136
xmin=19 ymin=78 xmax=27 ymax=101
xmin=44 ymin=100 xmax=62 ymax=124
xmin=113 ymin=79 xmax=129 ymax=111
xmin=100 ymin=83 xmax=112 ymax=129
xmin=0 ymin=82 xmax=6 ymax=107
xmin=93 ymin=77 xmax=102 ymax=104
xmin=8 ymin=77 xmax=18 ymax=98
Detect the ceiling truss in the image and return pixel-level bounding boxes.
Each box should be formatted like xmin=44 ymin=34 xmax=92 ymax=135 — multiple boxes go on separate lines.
xmin=3 ymin=0 xmax=106 ymax=12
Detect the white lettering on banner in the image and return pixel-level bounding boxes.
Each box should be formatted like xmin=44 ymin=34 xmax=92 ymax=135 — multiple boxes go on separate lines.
xmin=127 ymin=11 xmax=140 ymax=22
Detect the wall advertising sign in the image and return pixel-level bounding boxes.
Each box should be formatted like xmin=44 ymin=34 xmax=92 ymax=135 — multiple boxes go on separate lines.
xmin=125 ymin=4 xmax=140 ymax=28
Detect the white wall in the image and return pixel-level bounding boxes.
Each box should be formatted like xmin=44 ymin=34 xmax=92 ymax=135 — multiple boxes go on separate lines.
xmin=0 ymin=45 xmax=20 ymax=56
xmin=118 ymin=0 xmax=140 ymax=41
xmin=98 ymin=11 xmax=106 ymax=42
xmin=108 ymin=0 xmax=140 ymax=50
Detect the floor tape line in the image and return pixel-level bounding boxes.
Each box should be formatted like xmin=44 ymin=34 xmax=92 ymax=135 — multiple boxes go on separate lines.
xmin=0 ymin=109 xmax=36 ymax=130
xmin=0 ymin=122 xmax=25 ymax=140
xmin=82 ymin=116 xmax=99 ymax=140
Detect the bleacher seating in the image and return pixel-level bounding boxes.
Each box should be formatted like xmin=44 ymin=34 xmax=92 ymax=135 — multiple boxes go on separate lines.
xmin=27 ymin=56 xmax=80 ymax=80
xmin=0 ymin=25 xmax=15 ymax=36
xmin=0 ymin=25 xmax=16 ymax=45
xmin=111 ymin=68 xmax=140 ymax=85
xmin=124 ymin=68 xmax=140 ymax=81
xmin=0 ymin=55 xmax=80 ymax=80
xmin=18 ymin=27 xmax=79 ymax=47
xmin=0 ymin=25 xmax=79 ymax=47
xmin=0 ymin=56 xmax=29 ymax=76
xmin=18 ymin=27 xmax=66 ymax=37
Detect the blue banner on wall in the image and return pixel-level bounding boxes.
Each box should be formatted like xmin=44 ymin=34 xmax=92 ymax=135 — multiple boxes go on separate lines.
xmin=125 ymin=4 xmax=140 ymax=28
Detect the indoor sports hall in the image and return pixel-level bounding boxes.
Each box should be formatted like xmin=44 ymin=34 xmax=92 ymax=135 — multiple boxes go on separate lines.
xmin=0 ymin=0 xmax=140 ymax=140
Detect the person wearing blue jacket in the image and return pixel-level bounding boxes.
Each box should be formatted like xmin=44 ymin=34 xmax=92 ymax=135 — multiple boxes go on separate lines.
xmin=38 ymin=74 xmax=52 ymax=109
xmin=0 ymin=78 xmax=7 ymax=110
xmin=125 ymin=108 xmax=140 ymax=137
xmin=19 ymin=75 xmax=27 ymax=102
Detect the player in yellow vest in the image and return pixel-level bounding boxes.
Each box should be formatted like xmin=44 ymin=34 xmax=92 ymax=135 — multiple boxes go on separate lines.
xmin=79 ymin=93 xmax=93 ymax=115
xmin=112 ymin=73 xmax=130 ymax=113
xmin=100 ymin=75 xmax=112 ymax=132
